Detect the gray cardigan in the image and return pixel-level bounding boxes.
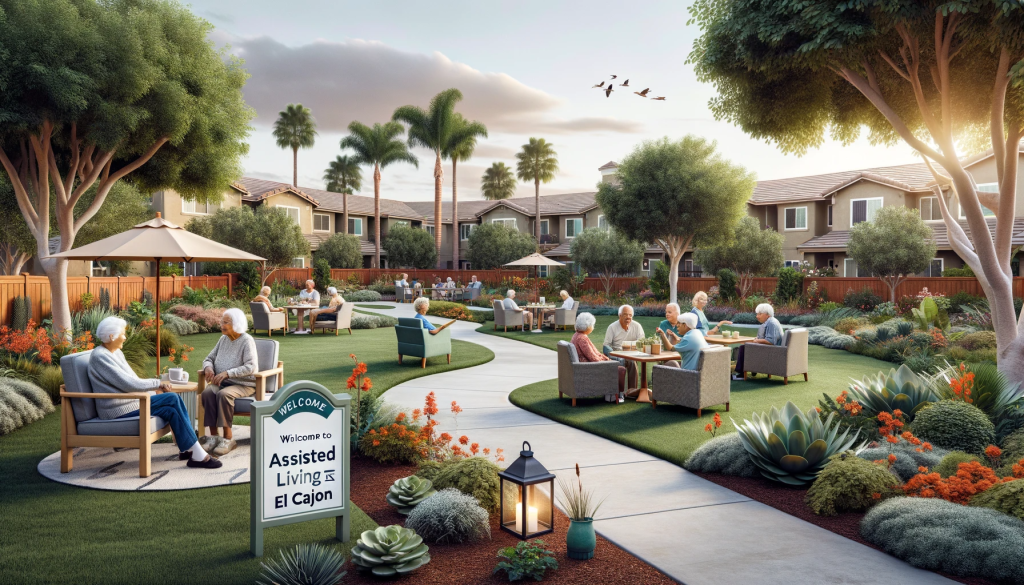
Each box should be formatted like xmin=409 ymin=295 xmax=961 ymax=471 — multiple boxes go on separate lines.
xmin=202 ymin=333 xmax=259 ymax=387
xmin=88 ymin=345 xmax=161 ymax=420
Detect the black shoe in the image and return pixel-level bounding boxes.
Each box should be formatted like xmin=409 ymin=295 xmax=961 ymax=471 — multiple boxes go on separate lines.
xmin=187 ymin=456 xmax=223 ymax=469
xmin=179 ymin=452 xmax=190 ymax=461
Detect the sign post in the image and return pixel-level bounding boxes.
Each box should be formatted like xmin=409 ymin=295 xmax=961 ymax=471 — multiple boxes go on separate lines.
xmin=250 ymin=380 xmax=351 ymax=556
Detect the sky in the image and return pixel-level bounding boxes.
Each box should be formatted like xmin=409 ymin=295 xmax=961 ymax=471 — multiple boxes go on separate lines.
xmin=191 ymin=0 xmax=922 ymax=202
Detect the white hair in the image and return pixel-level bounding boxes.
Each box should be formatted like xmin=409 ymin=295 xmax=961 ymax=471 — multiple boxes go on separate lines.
xmin=305 ymin=279 xmax=315 ymax=287
xmin=755 ymin=303 xmax=774 ymax=318
xmin=666 ymin=302 xmax=680 ymax=314
xmin=507 ymin=289 xmax=516 ymax=297
xmin=97 ymin=316 xmax=127 ymax=344
xmin=560 ymin=290 xmax=569 ymax=298
xmin=223 ymin=307 xmax=248 ymax=333
xmin=260 ymin=286 xmax=271 ymax=296
xmin=327 ymin=286 xmax=338 ymax=296
xmin=413 ymin=297 xmax=430 ymax=312
xmin=692 ymin=291 xmax=708 ymax=305
xmin=678 ymin=312 xmax=698 ymax=330
xmin=618 ymin=304 xmax=633 ymax=316
xmin=575 ymin=312 xmax=596 ymax=332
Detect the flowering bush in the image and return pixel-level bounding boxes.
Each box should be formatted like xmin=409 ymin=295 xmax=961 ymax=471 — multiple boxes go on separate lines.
xmin=802 ymin=280 xmax=828 ymax=309
xmin=902 ymin=460 xmax=1008 ymax=504
xmin=797 ymin=261 xmax=837 ymax=277
xmin=0 ymin=321 xmax=94 ymax=365
xmin=425 ymin=300 xmax=485 ymax=323
xmin=168 ymin=304 xmax=228 ymax=332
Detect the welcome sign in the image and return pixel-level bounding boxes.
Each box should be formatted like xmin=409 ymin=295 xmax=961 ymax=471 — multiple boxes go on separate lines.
xmin=250 ymin=381 xmax=351 ymax=556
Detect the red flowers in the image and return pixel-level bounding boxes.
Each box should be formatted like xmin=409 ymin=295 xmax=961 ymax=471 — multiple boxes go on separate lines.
xmin=451 ymin=401 xmax=462 ymax=415
xmin=459 ymin=435 xmax=469 ymax=445
xmin=903 ymin=461 xmax=1007 ymax=504
xmin=985 ymin=445 xmax=1002 ymax=467
xmin=704 ymin=413 xmax=723 ymax=437
xmin=424 ymin=392 xmax=439 ymax=417
xmin=949 ymin=363 xmax=975 ymax=404
xmin=833 ymin=390 xmax=863 ymax=416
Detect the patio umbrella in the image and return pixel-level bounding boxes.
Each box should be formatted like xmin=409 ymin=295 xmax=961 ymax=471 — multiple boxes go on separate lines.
xmin=50 ymin=213 xmax=264 ymax=373
xmin=504 ymin=254 xmax=565 ymax=332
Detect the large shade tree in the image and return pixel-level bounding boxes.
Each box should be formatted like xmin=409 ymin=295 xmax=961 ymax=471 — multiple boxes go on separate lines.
xmin=313 ymin=233 xmax=362 ymax=269
xmin=481 ymin=162 xmax=517 ymax=201
xmin=392 ymin=88 xmax=464 ymax=267
xmin=323 ymin=155 xmax=362 ymax=235
xmin=694 ymin=216 xmax=784 ymax=298
xmin=273 ymin=104 xmax=317 ymax=187
xmin=340 ymin=122 xmax=417 ymax=268
xmin=847 ymin=206 xmax=936 ymax=302
xmin=382 ymin=225 xmax=438 ymax=269
xmin=597 ymin=136 xmax=755 ymax=304
xmin=516 ymin=138 xmax=559 ymax=241
xmin=0 ymin=0 xmax=252 ymax=334
xmin=569 ymin=227 xmax=645 ymax=297
xmin=443 ymin=114 xmax=488 ymax=270
xmin=465 ymin=222 xmax=537 ymax=270
xmin=689 ymin=0 xmax=1024 ymax=378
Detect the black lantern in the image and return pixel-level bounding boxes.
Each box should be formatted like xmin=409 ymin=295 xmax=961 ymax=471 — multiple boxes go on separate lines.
xmin=499 ymin=441 xmax=555 ymax=539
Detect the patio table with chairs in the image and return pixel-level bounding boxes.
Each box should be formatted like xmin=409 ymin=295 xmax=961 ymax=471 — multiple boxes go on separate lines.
xmin=608 ymin=349 xmax=682 ymax=404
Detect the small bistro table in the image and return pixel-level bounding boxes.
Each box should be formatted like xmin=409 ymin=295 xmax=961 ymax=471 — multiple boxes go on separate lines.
xmin=283 ymin=304 xmax=319 ymax=333
xmin=608 ymin=350 xmax=682 ymax=405
xmin=525 ymin=303 xmax=555 ymax=333
xmin=704 ymin=333 xmax=758 ymax=346
xmin=157 ymin=377 xmax=201 ymax=431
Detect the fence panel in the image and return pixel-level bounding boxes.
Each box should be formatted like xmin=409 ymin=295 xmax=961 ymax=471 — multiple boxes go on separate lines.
xmin=328 ymin=268 xmax=527 ymax=287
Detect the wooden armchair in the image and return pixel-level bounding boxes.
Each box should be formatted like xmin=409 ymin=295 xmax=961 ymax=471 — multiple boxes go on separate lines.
xmin=197 ymin=339 xmax=283 ymax=435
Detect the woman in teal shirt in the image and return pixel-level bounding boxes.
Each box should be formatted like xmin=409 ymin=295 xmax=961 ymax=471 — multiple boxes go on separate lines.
xmin=690 ymin=291 xmax=731 ymax=336
xmin=659 ymin=303 xmax=683 ymax=336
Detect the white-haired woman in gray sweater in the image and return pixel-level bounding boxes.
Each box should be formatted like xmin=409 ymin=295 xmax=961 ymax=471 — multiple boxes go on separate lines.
xmin=201 ymin=308 xmax=258 ymax=440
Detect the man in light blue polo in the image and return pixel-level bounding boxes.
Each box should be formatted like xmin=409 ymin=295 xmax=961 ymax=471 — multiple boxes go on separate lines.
xmin=656 ymin=312 xmax=708 ymax=370
xmin=733 ymin=303 xmax=784 ymax=380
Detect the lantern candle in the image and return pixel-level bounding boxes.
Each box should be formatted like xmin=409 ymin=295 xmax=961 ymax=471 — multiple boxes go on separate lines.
xmin=515 ymin=503 xmax=539 ymax=533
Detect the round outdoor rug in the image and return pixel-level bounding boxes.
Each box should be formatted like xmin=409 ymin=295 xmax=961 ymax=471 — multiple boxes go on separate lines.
xmin=37 ymin=427 xmax=251 ymax=491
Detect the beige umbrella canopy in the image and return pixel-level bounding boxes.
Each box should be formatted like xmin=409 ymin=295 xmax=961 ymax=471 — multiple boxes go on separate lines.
xmin=50 ymin=213 xmax=265 ymax=373
xmin=503 ymin=253 xmax=565 ymax=268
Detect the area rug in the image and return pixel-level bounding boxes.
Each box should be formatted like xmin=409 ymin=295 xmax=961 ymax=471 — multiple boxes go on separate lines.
xmin=37 ymin=426 xmax=251 ymax=491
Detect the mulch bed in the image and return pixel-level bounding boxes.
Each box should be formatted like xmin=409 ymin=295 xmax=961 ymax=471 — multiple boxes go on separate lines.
xmin=694 ymin=471 xmax=994 ymax=585
xmin=348 ymin=457 xmax=676 ymax=584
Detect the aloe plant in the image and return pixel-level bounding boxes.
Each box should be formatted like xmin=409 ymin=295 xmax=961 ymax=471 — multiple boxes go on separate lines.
xmin=734 ymin=402 xmax=861 ymax=485
xmin=350 ymin=525 xmax=430 ymax=577
xmin=848 ymin=364 xmax=938 ymax=419
xmin=386 ymin=475 xmax=436 ymax=515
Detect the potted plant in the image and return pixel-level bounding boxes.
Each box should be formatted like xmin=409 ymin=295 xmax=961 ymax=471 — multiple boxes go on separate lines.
xmin=650 ymin=335 xmax=662 ymax=355
xmin=557 ymin=464 xmax=605 ymax=560
xmin=642 ymin=336 xmax=653 ymax=354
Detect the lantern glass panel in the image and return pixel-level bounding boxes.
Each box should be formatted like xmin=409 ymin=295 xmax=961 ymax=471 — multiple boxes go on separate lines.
xmin=501 ymin=480 xmax=523 ymax=535
xmin=526 ymin=482 xmax=553 ymax=535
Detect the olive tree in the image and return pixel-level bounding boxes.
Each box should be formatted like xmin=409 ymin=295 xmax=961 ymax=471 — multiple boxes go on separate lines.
xmin=596 ymin=136 xmax=755 ymax=304
xmin=186 ymin=206 xmax=308 ymax=285
xmin=569 ymin=228 xmax=645 ymax=297
xmin=689 ymin=0 xmax=1024 ymax=379
xmin=0 ymin=0 xmax=252 ymax=332
xmin=847 ymin=206 xmax=936 ymax=303
xmin=694 ymin=216 xmax=783 ymax=298
xmin=466 ymin=222 xmax=536 ymax=270
xmin=382 ymin=225 xmax=438 ymax=269
xmin=314 ymin=233 xmax=363 ymax=269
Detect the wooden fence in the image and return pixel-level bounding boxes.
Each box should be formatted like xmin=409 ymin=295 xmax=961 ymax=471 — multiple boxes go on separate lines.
xmin=265 ymin=268 xmax=530 ymax=287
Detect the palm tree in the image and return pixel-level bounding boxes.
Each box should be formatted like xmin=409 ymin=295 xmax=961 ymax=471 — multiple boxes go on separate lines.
xmin=340 ymin=122 xmax=417 ymax=268
xmin=273 ymin=104 xmax=318 ymax=187
xmin=480 ymin=162 xmax=517 ymax=201
xmin=443 ymin=114 xmax=487 ymax=270
xmin=515 ymin=138 xmax=559 ymax=241
xmin=392 ymin=88 xmax=463 ymax=268
xmin=323 ymin=155 xmax=363 ymax=234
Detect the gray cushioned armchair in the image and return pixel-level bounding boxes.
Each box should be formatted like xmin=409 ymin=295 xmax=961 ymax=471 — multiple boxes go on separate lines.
xmin=492 ymin=299 xmax=524 ymax=332
xmin=650 ymin=345 xmax=731 ymax=416
xmin=196 ymin=339 xmax=284 ymax=435
xmin=250 ymin=301 xmax=287 ymax=337
xmin=552 ymin=300 xmax=579 ymax=331
xmin=557 ymin=341 xmax=619 ymax=406
xmin=741 ymin=328 xmax=809 ymax=384
xmin=312 ymin=301 xmax=353 ymax=335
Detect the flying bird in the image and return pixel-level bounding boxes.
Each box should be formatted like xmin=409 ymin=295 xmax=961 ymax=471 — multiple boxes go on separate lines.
xmin=604 ymin=85 xmax=614 ymax=98
xmin=619 ymin=79 xmax=630 ymax=87
xmin=634 ymin=88 xmax=651 ymax=97
xmin=610 ymin=74 xmax=618 ymax=79
xmin=592 ymin=81 xmax=605 ymax=88
xmin=652 ymin=96 xmax=666 ymax=101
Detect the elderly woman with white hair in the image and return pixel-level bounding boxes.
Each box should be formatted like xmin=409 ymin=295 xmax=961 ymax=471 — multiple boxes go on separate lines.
xmin=253 ymin=286 xmax=285 ymax=313
xmin=413 ymin=297 xmax=442 ymax=335
xmin=201 ymin=308 xmax=259 ymax=440
xmin=503 ymin=289 xmax=533 ymax=329
xmin=311 ymin=286 xmax=345 ymax=322
xmin=690 ymin=291 xmax=731 ymax=336
xmin=732 ymin=303 xmax=784 ymax=381
xmin=572 ymin=312 xmax=626 ymax=402
xmin=88 ymin=317 xmax=221 ymax=469
xmin=657 ymin=312 xmax=709 ymax=371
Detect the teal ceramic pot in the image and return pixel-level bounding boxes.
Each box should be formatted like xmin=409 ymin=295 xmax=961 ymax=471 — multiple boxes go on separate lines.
xmin=566 ymin=518 xmax=596 ymax=560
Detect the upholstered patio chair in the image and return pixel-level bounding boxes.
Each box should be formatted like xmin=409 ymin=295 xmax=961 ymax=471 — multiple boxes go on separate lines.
xmin=741 ymin=328 xmax=809 ymax=384
xmin=395 ymin=317 xmax=452 ymax=368
xmin=552 ymin=300 xmax=579 ymax=331
xmin=312 ymin=301 xmax=353 ymax=335
xmin=650 ymin=346 xmax=731 ymax=417
xmin=250 ymin=301 xmax=287 ymax=337
xmin=492 ymin=299 xmax=524 ymax=332
xmin=556 ymin=341 xmax=619 ymax=406
xmin=196 ymin=338 xmax=283 ymax=434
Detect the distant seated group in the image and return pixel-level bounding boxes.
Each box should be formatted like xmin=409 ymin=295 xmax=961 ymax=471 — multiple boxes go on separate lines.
xmin=570 ymin=291 xmax=785 ymax=401
xmin=253 ymin=279 xmax=345 ymax=334
xmin=395 ymin=274 xmax=483 ymax=301
xmin=502 ymin=289 xmax=574 ymax=330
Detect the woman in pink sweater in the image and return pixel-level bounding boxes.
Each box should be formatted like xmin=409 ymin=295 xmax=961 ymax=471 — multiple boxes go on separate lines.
xmin=571 ymin=312 xmax=626 ymax=401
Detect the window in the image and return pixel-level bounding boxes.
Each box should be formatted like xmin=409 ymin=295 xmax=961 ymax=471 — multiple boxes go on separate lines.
xmin=924 ymin=258 xmax=944 ymax=277
xmin=539 ymin=220 xmax=549 ymax=236
xmin=538 ymin=266 xmax=548 ymax=278
xmin=850 ymin=197 xmax=882 ymax=225
xmin=313 ymin=213 xmax=331 ymax=232
xmin=598 ymin=215 xmax=608 ymax=230
xmin=277 ymin=205 xmax=300 ymax=225
xmin=565 ymin=218 xmax=583 ymax=238
xmin=920 ymin=196 xmax=943 ymax=221
xmin=181 ymin=199 xmax=220 ymax=215
xmin=960 ymin=183 xmax=998 ymax=219
xmin=784 ymin=260 xmax=800 ymax=268
xmin=784 ymin=207 xmax=807 ymax=230
xmin=683 ymin=259 xmax=701 ymax=276
xmin=291 ymin=257 xmax=305 ymax=268
xmin=90 ymin=261 xmax=110 ymax=277
xmin=424 ymin=225 xmax=435 ymax=238
xmin=492 ymin=218 xmax=517 ymax=229
xmin=844 ymin=258 xmax=867 ymax=277
xmin=392 ymin=220 xmax=410 ymax=228
xmin=827 ymin=205 xmax=833 ymax=227
xmin=460 ymin=224 xmax=475 ymax=240
xmin=348 ymin=218 xmax=363 ymax=235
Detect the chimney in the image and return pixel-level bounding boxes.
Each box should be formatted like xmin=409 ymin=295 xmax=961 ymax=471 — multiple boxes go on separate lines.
xmin=598 ymin=161 xmax=619 ymax=186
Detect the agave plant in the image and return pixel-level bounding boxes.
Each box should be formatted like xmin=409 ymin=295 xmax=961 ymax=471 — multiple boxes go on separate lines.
xmin=734 ymin=402 xmax=861 ymax=485
xmin=848 ymin=364 xmax=938 ymax=419
xmin=257 ymin=543 xmax=346 ymax=585
xmin=350 ymin=525 xmax=430 ymax=577
xmin=386 ymin=475 xmax=437 ymax=515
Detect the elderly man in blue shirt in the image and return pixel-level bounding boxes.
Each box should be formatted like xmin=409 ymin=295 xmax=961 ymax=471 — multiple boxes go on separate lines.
xmin=732 ymin=303 xmax=784 ymax=381
xmin=656 ymin=312 xmax=708 ymax=371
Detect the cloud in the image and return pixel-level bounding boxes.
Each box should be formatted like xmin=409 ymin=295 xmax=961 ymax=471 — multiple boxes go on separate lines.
xmin=467 ymin=143 xmax=519 ymax=160
xmin=529 ymin=116 xmax=643 ymax=134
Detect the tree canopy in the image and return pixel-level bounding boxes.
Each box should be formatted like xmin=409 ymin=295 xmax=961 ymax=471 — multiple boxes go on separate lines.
xmin=314 ymin=233 xmax=363 ymax=269
xmin=481 ymin=162 xmax=517 ymax=200
xmin=596 ymin=136 xmax=755 ymax=303
xmin=323 ymin=155 xmax=362 ymax=194
xmin=569 ymin=228 xmax=645 ymax=296
xmin=694 ymin=216 xmax=783 ymax=298
xmin=382 ymin=225 xmax=438 ymax=269
xmin=186 ymin=206 xmax=308 ymax=284
xmin=516 ymin=138 xmax=559 ymax=241
xmin=847 ymin=206 xmax=936 ymax=302
xmin=273 ymin=104 xmax=317 ymax=187
xmin=466 ymin=223 xmax=536 ymax=270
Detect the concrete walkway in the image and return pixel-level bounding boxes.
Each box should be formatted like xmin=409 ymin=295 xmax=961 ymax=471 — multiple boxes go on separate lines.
xmin=364 ymin=302 xmax=949 ymax=585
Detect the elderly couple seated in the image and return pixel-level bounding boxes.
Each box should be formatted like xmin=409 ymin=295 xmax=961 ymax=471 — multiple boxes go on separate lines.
xmin=499 ymin=289 xmax=575 ymax=330
xmin=252 ymin=280 xmax=348 ymax=335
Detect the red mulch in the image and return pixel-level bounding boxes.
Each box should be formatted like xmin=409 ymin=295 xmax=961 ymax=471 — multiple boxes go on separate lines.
xmin=693 ymin=471 xmax=995 ymax=585
xmin=348 ymin=457 xmax=675 ymax=584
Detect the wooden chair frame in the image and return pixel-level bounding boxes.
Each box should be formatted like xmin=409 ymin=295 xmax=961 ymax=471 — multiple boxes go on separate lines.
xmin=196 ymin=362 xmax=284 ymax=436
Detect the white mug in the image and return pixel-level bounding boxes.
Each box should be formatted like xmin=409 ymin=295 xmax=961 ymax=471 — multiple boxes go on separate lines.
xmin=169 ymin=368 xmax=188 ymax=383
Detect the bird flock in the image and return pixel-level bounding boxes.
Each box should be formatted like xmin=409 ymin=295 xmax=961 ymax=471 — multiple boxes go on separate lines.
xmin=592 ymin=75 xmax=665 ymax=100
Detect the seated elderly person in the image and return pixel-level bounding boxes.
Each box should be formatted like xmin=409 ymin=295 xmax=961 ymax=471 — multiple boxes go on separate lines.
xmin=88 ymin=317 xmax=222 ymax=469
xmin=413 ymin=297 xmax=442 ymax=335
xmin=657 ymin=313 xmax=709 ymax=371
xmin=572 ymin=312 xmax=626 ymax=402
xmin=468 ymin=275 xmax=482 ymax=289
xmin=733 ymin=303 xmax=784 ymax=381
xmin=253 ymin=286 xmax=285 ymax=313
xmin=294 ymin=279 xmax=321 ymax=334
xmin=503 ymin=289 xmax=533 ymax=329
xmin=691 ymin=291 xmax=731 ymax=336
xmin=602 ymin=304 xmax=644 ymax=388
xmin=659 ymin=303 xmax=683 ymax=336
xmin=397 ymin=273 xmax=410 ymax=288
xmin=312 ymin=287 xmax=345 ymax=322
xmin=201 ymin=308 xmax=259 ymax=441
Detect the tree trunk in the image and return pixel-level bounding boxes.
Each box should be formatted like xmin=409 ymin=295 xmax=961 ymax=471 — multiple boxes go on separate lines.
xmin=292 ymin=146 xmax=298 ymax=187
xmin=452 ymin=159 xmax=459 ymax=270
xmin=342 ymin=191 xmax=349 ymax=235
xmin=40 ymin=256 xmax=72 ymax=335
xmin=602 ymin=273 xmax=613 ymax=297
xmin=433 ymin=151 xmax=443 ymax=268
xmin=883 ymin=276 xmax=899 ymax=304
xmin=374 ymin=165 xmax=382 ymax=269
xmin=738 ymin=272 xmax=753 ymax=298
xmin=534 ymin=178 xmax=541 ymax=243
xmin=657 ymin=235 xmax=692 ymax=306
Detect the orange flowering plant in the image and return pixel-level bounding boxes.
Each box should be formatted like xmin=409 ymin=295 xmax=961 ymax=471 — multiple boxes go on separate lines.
xmin=948 ymin=363 xmax=975 ymax=404
xmin=163 ymin=343 xmax=194 ymax=372
xmin=347 ymin=353 xmax=373 ymax=446
xmin=704 ymin=412 xmax=723 ymax=438
xmin=902 ymin=460 xmax=1011 ymax=505
xmin=817 ymin=389 xmax=878 ymax=440
xmin=0 ymin=321 xmax=93 ymax=365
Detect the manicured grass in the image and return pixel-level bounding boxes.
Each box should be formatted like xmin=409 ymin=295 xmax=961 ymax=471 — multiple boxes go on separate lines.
xmin=354 ymin=304 xmax=395 ymax=310
xmin=502 ymin=316 xmax=894 ymax=468
xmin=0 ymin=326 xmax=493 ymax=585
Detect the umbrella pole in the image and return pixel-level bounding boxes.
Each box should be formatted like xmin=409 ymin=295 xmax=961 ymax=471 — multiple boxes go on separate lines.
xmin=155 ymin=257 xmax=161 ymax=376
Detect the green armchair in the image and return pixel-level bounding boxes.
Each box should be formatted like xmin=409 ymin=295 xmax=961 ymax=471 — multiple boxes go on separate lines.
xmin=396 ymin=317 xmax=452 ymax=368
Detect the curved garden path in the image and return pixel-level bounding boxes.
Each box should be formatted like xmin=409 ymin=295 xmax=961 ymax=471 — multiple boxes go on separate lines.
xmin=361 ymin=302 xmax=950 ymax=585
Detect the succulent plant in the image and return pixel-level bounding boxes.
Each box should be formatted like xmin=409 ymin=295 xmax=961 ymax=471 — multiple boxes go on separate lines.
xmin=848 ymin=364 xmax=938 ymax=419
xmin=350 ymin=525 xmax=430 ymax=577
xmin=734 ymin=401 xmax=862 ymax=486
xmin=386 ymin=475 xmax=436 ymax=515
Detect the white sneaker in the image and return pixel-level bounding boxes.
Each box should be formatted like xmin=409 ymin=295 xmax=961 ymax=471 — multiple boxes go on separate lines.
xmin=731 ymin=374 xmax=744 ymax=381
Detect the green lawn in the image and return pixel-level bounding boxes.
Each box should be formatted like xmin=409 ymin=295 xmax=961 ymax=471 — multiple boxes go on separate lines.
xmin=501 ymin=316 xmax=893 ymax=468
xmin=354 ymin=304 xmax=394 ymax=310
xmin=0 ymin=326 xmax=493 ymax=585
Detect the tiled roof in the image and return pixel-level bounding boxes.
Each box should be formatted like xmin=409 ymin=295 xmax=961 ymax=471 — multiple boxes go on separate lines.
xmin=408 ymin=192 xmax=599 ymax=224
xmin=303 ymin=233 xmax=383 ymax=255
xmin=797 ymin=217 xmax=1024 ymax=251
xmin=598 ymin=161 xmax=619 ymax=170
xmin=235 ymin=177 xmax=320 ymax=207
xmin=299 ymin=186 xmax=423 ymax=219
